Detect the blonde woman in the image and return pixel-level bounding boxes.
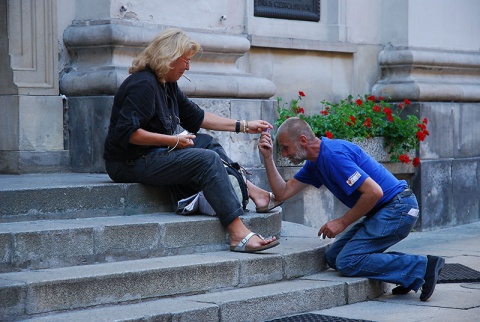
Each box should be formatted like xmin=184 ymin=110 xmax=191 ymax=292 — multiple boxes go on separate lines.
xmin=104 ymin=28 xmax=281 ymax=252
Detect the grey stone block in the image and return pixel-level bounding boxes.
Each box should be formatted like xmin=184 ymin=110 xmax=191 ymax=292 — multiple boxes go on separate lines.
xmin=452 ymin=159 xmax=480 ymax=224
xmin=0 ymin=210 xmax=283 ymax=272
xmin=0 ymin=279 xmax=26 ymax=320
xmin=0 ymin=173 xmax=174 ymax=222
xmin=453 ymin=103 xmax=480 ymax=158
xmin=23 ymin=298 xmax=219 ymax=322
xmin=0 ymin=233 xmax=12 ymax=273
xmin=189 ymin=279 xmax=346 ymax=322
xmin=283 ymin=246 xmax=327 ymax=279
xmin=125 ymin=183 xmax=173 ymax=213
xmin=13 ymin=228 xmax=95 ymax=270
xmin=161 ymin=216 xmax=226 ymax=253
xmin=68 ymin=96 xmax=113 ymax=173
xmin=95 ymin=223 xmax=162 ymax=262
xmin=239 ymin=211 xmax=282 ymax=240
xmin=417 ymin=160 xmax=453 ymax=230
xmin=234 ymin=254 xmax=284 ymax=287
xmin=301 ymin=270 xmax=385 ymax=304
xmin=1 ymin=255 xmax=239 ymax=315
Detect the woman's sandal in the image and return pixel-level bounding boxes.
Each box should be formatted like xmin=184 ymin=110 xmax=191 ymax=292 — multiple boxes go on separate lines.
xmin=255 ymin=192 xmax=284 ymax=213
xmin=230 ymin=232 xmax=280 ymax=253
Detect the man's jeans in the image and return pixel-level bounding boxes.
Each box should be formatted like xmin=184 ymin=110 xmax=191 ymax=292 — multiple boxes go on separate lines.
xmin=105 ymin=134 xmax=244 ymax=227
xmin=326 ymin=193 xmax=427 ymax=291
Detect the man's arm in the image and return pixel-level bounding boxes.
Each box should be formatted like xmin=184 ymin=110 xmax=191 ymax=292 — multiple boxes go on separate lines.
xmin=318 ymin=177 xmax=383 ymax=238
xmin=258 ymin=132 xmax=307 ymax=201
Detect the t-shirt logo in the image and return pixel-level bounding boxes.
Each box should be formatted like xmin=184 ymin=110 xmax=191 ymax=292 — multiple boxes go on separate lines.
xmin=346 ymin=171 xmax=361 ymax=186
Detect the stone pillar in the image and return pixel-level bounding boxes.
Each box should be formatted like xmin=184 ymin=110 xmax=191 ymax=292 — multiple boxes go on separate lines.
xmin=373 ymin=47 xmax=480 ymax=230
xmin=0 ymin=0 xmax=68 ymax=173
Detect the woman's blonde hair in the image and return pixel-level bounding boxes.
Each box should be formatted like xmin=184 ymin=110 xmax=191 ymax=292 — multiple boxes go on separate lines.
xmin=129 ymin=28 xmax=201 ymax=82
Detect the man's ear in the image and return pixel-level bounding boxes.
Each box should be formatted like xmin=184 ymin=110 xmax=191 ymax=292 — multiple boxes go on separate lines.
xmin=299 ymin=134 xmax=309 ymax=146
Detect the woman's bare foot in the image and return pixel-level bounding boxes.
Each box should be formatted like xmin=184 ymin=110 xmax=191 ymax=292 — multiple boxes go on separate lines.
xmin=246 ymin=180 xmax=274 ymax=208
xmin=227 ymin=218 xmax=278 ymax=252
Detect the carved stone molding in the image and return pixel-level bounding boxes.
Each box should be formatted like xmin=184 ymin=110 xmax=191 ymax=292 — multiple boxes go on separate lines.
xmin=2 ymin=0 xmax=59 ymax=95
xmin=60 ymin=21 xmax=276 ymax=98
xmin=372 ymin=47 xmax=480 ymax=102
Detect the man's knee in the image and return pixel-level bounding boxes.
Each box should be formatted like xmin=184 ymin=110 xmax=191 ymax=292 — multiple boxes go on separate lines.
xmin=325 ymin=248 xmax=337 ymax=269
xmin=334 ymin=254 xmax=362 ymax=277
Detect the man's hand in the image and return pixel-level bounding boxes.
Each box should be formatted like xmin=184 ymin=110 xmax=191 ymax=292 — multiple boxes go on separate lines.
xmin=318 ymin=218 xmax=348 ymax=239
xmin=258 ymin=131 xmax=274 ymax=159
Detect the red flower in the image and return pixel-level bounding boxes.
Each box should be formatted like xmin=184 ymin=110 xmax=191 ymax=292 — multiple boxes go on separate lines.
xmin=366 ymin=95 xmax=376 ymax=102
xmin=416 ymin=131 xmax=426 ymax=141
xmin=404 ymin=99 xmax=411 ymax=105
xmin=383 ymin=107 xmax=394 ymax=121
xmin=320 ymin=110 xmax=329 ymax=115
xmin=399 ymin=154 xmax=411 ymax=164
xmin=363 ymin=117 xmax=372 ymax=128
xmin=325 ymin=131 xmax=333 ymax=139
xmin=349 ymin=115 xmax=357 ymax=125
xmin=356 ymin=99 xmax=363 ymax=106
xmin=294 ymin=107 xmax=305 ymax=114
xmin=417 ymin=123 xmax=427 ymax=131
xmin=412 ymin=157 xmax=421 ymax=167
xmin=423 ymin=117 xmax=428 ymax=124
xmin=379 ymin=96 xmax=384 ymax=101
xmin=398 ymin=103 xmax=404 ymax=110
xmin=299 ymin=91 xmax=306 ymax=97
xmin=373 ymin=105 xmax=381 ymax=113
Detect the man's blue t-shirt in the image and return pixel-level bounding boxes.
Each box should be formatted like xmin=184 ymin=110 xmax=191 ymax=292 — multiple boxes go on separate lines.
xmin=294 ymin=137 xmax=407 ymax=209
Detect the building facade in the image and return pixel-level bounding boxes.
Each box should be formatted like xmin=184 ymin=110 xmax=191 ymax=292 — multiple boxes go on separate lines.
xmin=1 ymin=0 xmax=479 ymax=230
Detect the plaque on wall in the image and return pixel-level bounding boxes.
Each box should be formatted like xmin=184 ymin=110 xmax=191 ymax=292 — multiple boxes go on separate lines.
xmin=254 ymin=0 xmax=320 ymax=22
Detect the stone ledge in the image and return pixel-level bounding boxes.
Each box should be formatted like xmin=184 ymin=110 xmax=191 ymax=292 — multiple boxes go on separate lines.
xmin=60 ymin=20 xmax=275 ymax=98
xmin=373 ymin=47 xmax=480 ymax=102
xmin=249 ymin=35 xmax=358 ymax=53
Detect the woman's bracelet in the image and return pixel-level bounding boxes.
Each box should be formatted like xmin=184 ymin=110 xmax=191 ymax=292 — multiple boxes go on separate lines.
xmin=168 ymin=135 xmax=179 ymax=153
xmin=235 ymin=120 xmax=240 ymax=133
xmin=235 ymin=120 xmax=249 ymax=134
xmin=243 ymin=120 xmax=249 ymax=133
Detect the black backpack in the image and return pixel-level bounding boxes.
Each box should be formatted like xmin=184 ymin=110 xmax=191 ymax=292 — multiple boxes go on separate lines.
xmin=222 ymin=159 xmax=249 ymax=211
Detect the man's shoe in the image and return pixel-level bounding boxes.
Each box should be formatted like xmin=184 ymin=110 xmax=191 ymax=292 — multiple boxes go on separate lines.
xmin=420 ymin=255 xmax=445 ymax=301
xmin=392 ymin=285 xmax=412 ymax=295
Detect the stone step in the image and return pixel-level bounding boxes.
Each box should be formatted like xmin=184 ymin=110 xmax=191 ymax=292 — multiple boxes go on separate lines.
xmin=0 ymin=173 xmax=173 ymax=223
xmin=0 ymin=211 xmax=281 ymax=272
xmin=15 ymin=271 xmax=384 ymax=322
xmin=0 ymin=222 xmax=334 ymax=320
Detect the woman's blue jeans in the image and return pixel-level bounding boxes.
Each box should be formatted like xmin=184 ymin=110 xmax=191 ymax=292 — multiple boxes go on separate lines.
xmin=105 ymin=134 xmax=244 ymax=228
xmin=326 ymin=193 xmax=427 ymax=291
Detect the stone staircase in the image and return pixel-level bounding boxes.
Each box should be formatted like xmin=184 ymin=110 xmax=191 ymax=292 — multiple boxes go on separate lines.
xmin=0 ymin=173 xmax=384 ymax=321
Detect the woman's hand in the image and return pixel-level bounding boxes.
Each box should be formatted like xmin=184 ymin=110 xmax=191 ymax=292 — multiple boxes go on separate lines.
xmin=175 ymin=134 xmax=196 ymax=150
xmin=246 ymin=120 xmax=273 ymax=134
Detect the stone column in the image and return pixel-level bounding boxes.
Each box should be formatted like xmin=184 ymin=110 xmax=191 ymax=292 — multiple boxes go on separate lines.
xmin=0 ymin=0 xmax=68 ymax=173
xmin=373 ymin=47 xmax=480 ymax=230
